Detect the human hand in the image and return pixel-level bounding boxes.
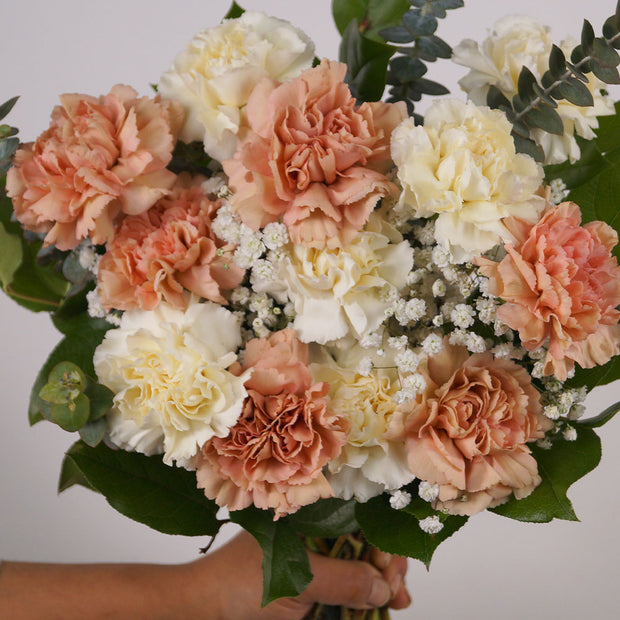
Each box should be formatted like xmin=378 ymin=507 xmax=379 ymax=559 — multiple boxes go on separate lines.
xmin=185 ymin=530 xmax=411 ymax=620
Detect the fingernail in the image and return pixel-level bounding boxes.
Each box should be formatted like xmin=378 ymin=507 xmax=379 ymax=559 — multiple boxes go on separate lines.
xmin=369 ymin=578 xmax=391 ymax=607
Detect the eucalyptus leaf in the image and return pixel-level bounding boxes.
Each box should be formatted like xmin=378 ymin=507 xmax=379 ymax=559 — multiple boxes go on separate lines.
xmin=379 ymin=25 xmax=415 ymax=43
xmin=0 ymin=137 xmax=18 ymax=161
xmin=288 ymin=498 xmax=359 ymax=537
xmin=0 ymin=96 xmax=19 ymax=121
xmin=231 ymin=506 xmax=313 ymax=606
xmin=549 ymin=44 xmax=567 ymax=77
xmin=402 ymin=11 xmax=437 ymax=36
xmin=51 ymin=393 xmax=90 ymax=432
xmin=65 ymin=441 xmax=221 ymax=536
xmin=415 ymin=78 xmax=449 ymax=96
xmin=417 ymin=35 xmax=451 ymax=60
xmin=593 ymin=37 xmax=620 ymax=67
xmin=524 ymin=104 xmax=564 ymax=135
xmin=512 ymin=133 xmax=545 ymax=162
xmin=356 ymin=493 xmax=467 ymax=567
xmin=581 ymin=19 xmax=596 ymax=55
xmin=557 ymin=77 xmax=594 ymax=106
xmin=590 ymin=58 xmax=620 ymax=84
xmin=78 ymin=417 xmax=107 ymax=447
xmin=491 ymin=429 xmax=601 ymax=522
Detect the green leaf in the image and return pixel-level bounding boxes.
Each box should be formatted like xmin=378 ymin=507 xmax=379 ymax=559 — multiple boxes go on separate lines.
xmin=512 ymin=133 xmax=544 ymax=162
xmin=0 ymin=96 xmax=19 ymax=121
xmin=288 ymin=498 xmax=359 ymax=537
xmin=332 ymin=0 xmax=409 ymax=41
xmin=417 ymin=35 xmax=451 ymax=60
xmin=593 ymin=37 xmax=620 ymax=67
xmin=581 ymin=19 xmax=596 ymax=55
xmin=544 ymin=137 xmax=605 ymax=189
xmin=339 ymin=20 xmax=394 ymax=102
xmin=223 ymin=1 xmax=244 ymax=19
xmin=491 ymin=429 xmax=601 ymax=522
xmin=51 ymin=394 xmax=90 ymax=432
xmin=231 ymin=506 xmax=313 ymax=606
xmin=517 ymin=66 xmax=537 ymax=101
xmin=78 ymin=417 xmax=107 ymax=447
xmin=58 ymin=453 xmax=96 ymax=493
xmin=0 ymin=221 xmax=22 ymax=288
xmin=567 ymin=355 xmax=620 ymax=390
xmin=487 ymin=85 xmax=511 ymax=110
xmin=590 ymin=58 xmax=620 ymax=84
xmin=594 ymin=100 xmax=620 ymax=152
xmin=524 ymin=103 xmax=564 ymax=135
xmin=0 ymin=137 xmax=18 ymax=161
xmin=28 ymin=323 xmax=110 ymax=426
xmin=356 ymin=494 xmax=467 ymax=568
xmin=549 ymin=44 xmax=567 ymax=77
xmin=390 ymin=56 xmax=426 ymax=82
xmin=414 ymin=78 xmax=449 ymax=96
xmin=65 ymin=441 xmax=221 ymax=536
xmin=556 ymin=77 xmax=594 ymax=106
xmin=402 ymin=11 xmax=437 ymax=37
xmin=576 ymin=400 xmax=620 ymax=428
xmin=84 ymin=381 xmax=114 ymax=421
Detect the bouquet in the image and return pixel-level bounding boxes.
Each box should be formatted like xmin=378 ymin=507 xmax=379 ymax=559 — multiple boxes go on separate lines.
xmin=2 ymin=1 xmax=620 ymax=617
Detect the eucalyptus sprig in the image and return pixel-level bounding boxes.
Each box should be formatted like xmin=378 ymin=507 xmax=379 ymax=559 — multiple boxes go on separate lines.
xmin=487 ymin=2 xmax=620 ymax=161
xmin=380 ymin=0 xmax=464 ymax=123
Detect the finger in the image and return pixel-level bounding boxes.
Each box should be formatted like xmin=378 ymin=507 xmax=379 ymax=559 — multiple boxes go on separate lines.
xmin=370 ymin=548 xmax=391 ymax=571
xmin=300 ymin=552 xmax=392 ymax=610
xmin=382 ymin=554 xmax=408 ymax=599
xmin=389 ymin=584 xmax=412 ymax=610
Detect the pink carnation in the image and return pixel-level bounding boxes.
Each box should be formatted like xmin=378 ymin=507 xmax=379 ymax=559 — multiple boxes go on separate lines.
xmin=97 ymin=174 xmax=244 ymax=311
xmin=403 ymin=342 xmax=550 ymax=516
xmin=7 ymin=85 xmax=184 ymax=250
xmin=477 ymin=202 xmax=620 ymax=379
xmin=196 ymin=330 xmax=346 ymax=518
xmin=223 ymin=59 xmax=407 ymax=249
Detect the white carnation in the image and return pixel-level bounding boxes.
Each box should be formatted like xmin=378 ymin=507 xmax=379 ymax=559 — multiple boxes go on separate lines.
xmin=94 ymin=301 xmax=248 ymax=468
xmin=391 ymin=99 xmax=544 ymax=263
xmin=158 ymin=12 xmax=314 ymax=161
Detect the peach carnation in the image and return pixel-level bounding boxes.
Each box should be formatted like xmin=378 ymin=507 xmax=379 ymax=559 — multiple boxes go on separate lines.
xmin=97 ymin=175 xmax=244 ymax=311
xmin=7 ymin=85 xmax=184 ymax=250
xmin=196 ymin=330 xmax=346 ymax=518
xmin=477 ymin=202 xmax=620 ymax=380
xmin=223 ymin=59 xmax=407 ymax=249
xmin=402 ymin=342 xmax=550 ymax=516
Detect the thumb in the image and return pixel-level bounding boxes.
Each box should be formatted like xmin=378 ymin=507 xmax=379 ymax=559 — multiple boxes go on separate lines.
xmin=298 ymin=551 xmax=392 ymax=610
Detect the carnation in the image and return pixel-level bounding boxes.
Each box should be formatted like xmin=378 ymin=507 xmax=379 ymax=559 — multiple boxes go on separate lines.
xmin=452 ymin=15 xmax=615 ymax=164
xmin=158 ymin=11 xmax=314 ymax=161
xmin=223 ymin=59 xmax=407 ymax=249
xmin=391 ymin=99 xmax=544 ymax=262
xmin=260 ymin=213 xmax=414 ymax=344
xmin=7 ymin=85 xmax=183 ymax=250
xmin=97 ymin=174 xmax=245 ymax=311
xmin=311 ymin=348 xmax=415 ymax=502
xmin=197 ymin=330 xmax=346 ymax=518
xmin=402 ymin=341 xmax=551 ymax=515
xmin=94 ymin=300 xmax=248 ymax=468
xmin=476 ymin=202 xmax=620 ymax=380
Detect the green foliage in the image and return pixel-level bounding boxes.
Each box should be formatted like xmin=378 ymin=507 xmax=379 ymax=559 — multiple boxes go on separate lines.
xmin=223 ymin=1 xmax=244 ymax=20
xmin=491 ymin=429 xmax=601 ymax=522
xmin=339 ymin=21 xmax=395 ymax=101
xmin=488 ymin=7 xmax=620 ymax=161
xmin=231 ymin=506 xmax=313 ymax=607
xmin=63 ymin=441 xmax=222 ymax=536
xmin=332 ymin=0 xmax=409 ymax=41
xmin=575 ymin=400 xmax=620 ymax=428
xmin=356 ymin=492 xmax=467 ymax=568
xmin=566 ymin=355 xmax=620 ymax=391
xmin=288 ymin=498 xmax=359 ymax=537
xmin=168 ymin=140 xmax=213 ymax=176
xmin=58 ymin=453 xmax=95 ymax=493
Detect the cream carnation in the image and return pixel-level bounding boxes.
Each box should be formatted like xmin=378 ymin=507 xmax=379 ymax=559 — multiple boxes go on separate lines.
xmin=94 ymin=300 xmax=248 ymax=468
xmin=158 ymin=11 xmax=314 ymax=161
xmin=311 ymin=347 xmax=415 ymax=502
xmin=261 ymin=213 xmax=414 ymax=344
xmin=452 ymin=15 xmax=615 ymax=164
xmin=391 ymin=99 xmax=544 ymax=262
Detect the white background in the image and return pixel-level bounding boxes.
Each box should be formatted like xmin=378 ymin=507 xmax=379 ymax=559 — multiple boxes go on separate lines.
xmin=1 ymin=1 xmax=619 ymax=618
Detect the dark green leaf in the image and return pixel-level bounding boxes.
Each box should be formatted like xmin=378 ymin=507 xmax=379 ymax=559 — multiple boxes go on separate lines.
xmin=402 ymin=11 xmax=437 ymax=36
xmin=390 ymin=55 xmax=427 ymax=82
xmin=379 ymin=25 xmax=415 ymax=43
xmin=39 ymin=383 xmax=79 ymax=405
xmin=417 ymin=35 xmax=451 ymax=60
xmin=492 ymin=429 xmax=601 ymax=522
xmin=223 ymin=1 xmax=244 ymax=20
xmin=487 ymin=85 xmax=511 ymax=110
xmin=0 ymin=96 xmax=19 ymax=121
xmin=557 ymin=77 xmax=594 ymax=106
xmin=78 ymin=417 xmax=107 ymax=447
xmin=332 ymin=0 xmax=409 ymax=41
xmin=532 ymin=82 xmax=557 ymax=108
xmin=58 ymin=453 xmax=96 ymax=493
xmin=577 ymin=400 xmax=620 ymax=428
xmin=512 ymin=132 xmax=544 ymax=162
xmin=339 ymin=20 xmax=394 ymax=101
xmin=567 ymin=355 xmax=620 ymax=390
xmin=590 ymin=58 xmax=620 ymax=84
xmin=593 ymin=100 xmax=620 ymax=153
xmin=288 ymin=498 xmax=359 ymax=537
xmin=356 ymin=493 xmax=467 ymax=567
xmin=49 ymin=361 xmax=87 ymax=391
xmin=0 ymin=137 xmax=19 ymax=161
xmin=0 ymin=221 xmax=22 ymax=288
xmin=85 ymin=381 xmax=114 ymax=421
xmin=581 ymin=19 xmax=596 ymax=54
xmin=549 ymin=44 xmax=567 ymax=77
xmin=28 ymin=324 xmax=110 ymax=425
xmin=544 ymin=137 xmax=605 ymax=189
xmin=603 ymin=15 xmax=619 ymax=40
xmin=51 ymin=287 xmax=111 ymax=337
xmin=593 ymin=37 xmax=620 ymax=67
xmin=51 ymin=393 xmax=90 ymax=432
xmin=517 ymin=66 xmax=537 ymax=101
xmin=231 ymin=506 xmax=312 ymax=606
xmin=65 ymin=441 xmax=221 ymax=536
xmin=566 ymin=59 xmax=589 ymax=81
xmin=524 ymin=103 xmax=564 ymax=135
xmin=415 ymin=78 xmax=449 ymax=96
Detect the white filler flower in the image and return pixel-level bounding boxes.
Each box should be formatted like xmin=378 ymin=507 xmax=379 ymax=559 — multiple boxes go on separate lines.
xmin=158 ymin=11 xmax=314 ymax=161
xmin=94 ymin=300 xmax=248 ymax=468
